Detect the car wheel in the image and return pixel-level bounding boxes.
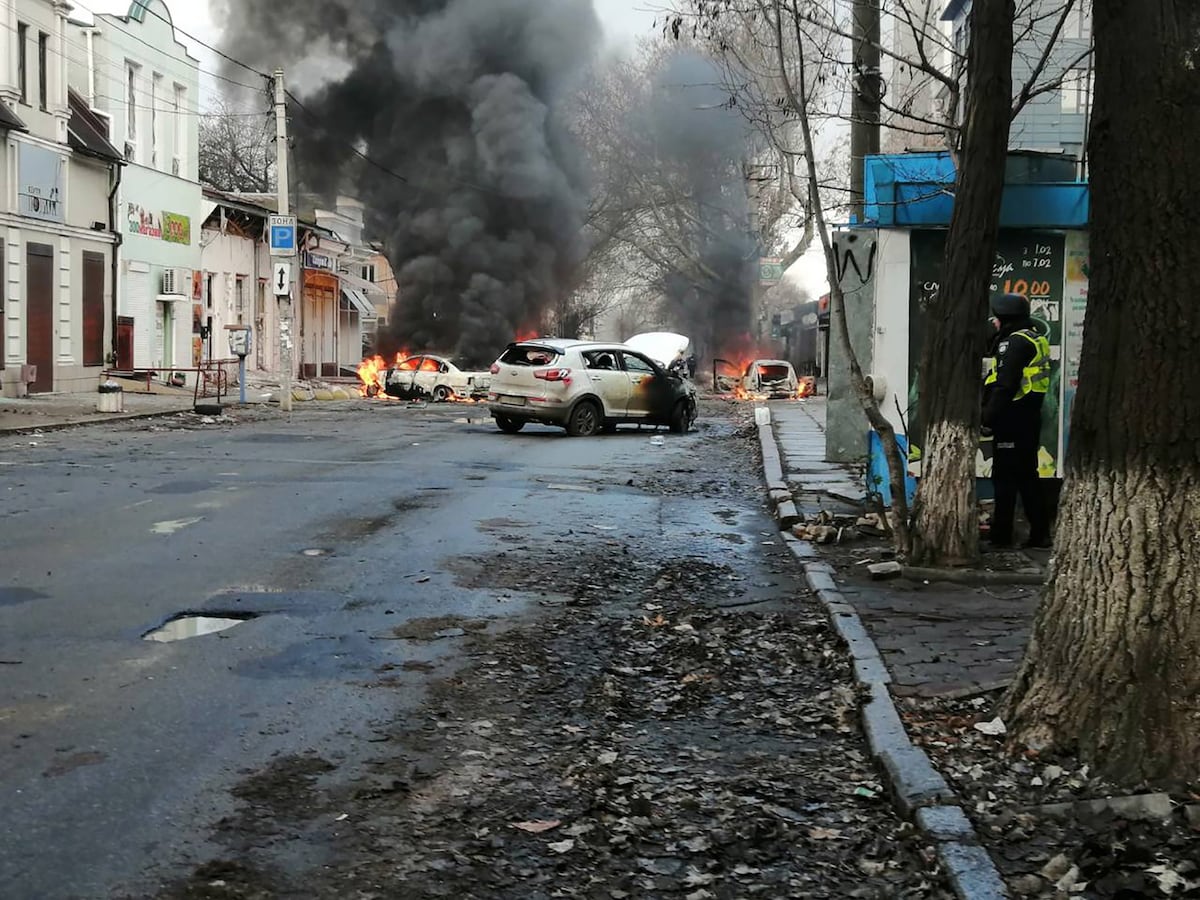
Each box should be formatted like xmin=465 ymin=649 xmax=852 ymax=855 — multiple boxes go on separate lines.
xmin=495 ymin=416 xmax=524 ymax=434
xmin=433 ymin=385 xmax=451 ymax=403
xmin=669 ymin=400 xmax=694 ymax=434
xmin=567 ymin=400 xmax=601 ymax=437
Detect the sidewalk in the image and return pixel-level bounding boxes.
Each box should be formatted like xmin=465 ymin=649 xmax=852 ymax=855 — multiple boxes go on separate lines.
xmin=770 ymin=399 xmax=1038 ymax=699
xmin=0 ymin=388 xmax=196 ymax=434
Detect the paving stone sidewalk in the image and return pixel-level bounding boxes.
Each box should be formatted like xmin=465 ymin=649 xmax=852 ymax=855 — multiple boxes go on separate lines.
xmin=770 ymin=399 xmax=1038 ymax=699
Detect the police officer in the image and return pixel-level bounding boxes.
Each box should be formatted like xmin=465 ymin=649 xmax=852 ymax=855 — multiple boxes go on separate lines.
xmin=982 ymin=292 xmax=1052 ymax=548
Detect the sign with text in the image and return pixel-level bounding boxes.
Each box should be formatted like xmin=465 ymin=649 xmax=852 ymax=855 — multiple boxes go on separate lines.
xmin=17 ymin=142 xmax=65 ymax=223
xmin=269 ymin=215 xmax=297 ymax=256
xmin=304 ymin=250 xmax=334 ymax=271
xmin=162 ymin=212 xmax=191 ymax=245
xmin=908 ymin=229 xmax=1068 ymax=479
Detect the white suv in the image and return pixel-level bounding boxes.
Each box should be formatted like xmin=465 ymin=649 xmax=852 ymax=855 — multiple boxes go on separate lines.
xmin=487 ymin=339 xmax=698 ymax=437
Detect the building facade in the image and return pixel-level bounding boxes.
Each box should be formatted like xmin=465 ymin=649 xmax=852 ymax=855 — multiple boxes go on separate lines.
xmin=68 ymin=0 xmax=201 ymax=381
xmin=0 ymin=0 xmax=122 ymax=397
xmin=942 ymin=0 xmax=1093 ymax=161
xmin=198 ymin=189 xmax=277 ymax=374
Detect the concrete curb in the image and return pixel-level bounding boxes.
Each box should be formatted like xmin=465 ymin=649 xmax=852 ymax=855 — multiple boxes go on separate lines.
xmin=0 ymin=406 xmax=195 ymax=435
xmin=760 ymin=414 xmax=1010 ymax=900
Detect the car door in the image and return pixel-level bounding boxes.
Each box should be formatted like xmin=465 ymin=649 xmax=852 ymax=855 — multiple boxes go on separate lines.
xmin=582 ymin=350 xmax=630 ymax=417
xmin=411 ymin=356 xmax=439 ymax=395
xmin=386 ymin=356 xmax=420 ymax=397
xmin=621 ymin=351 xmax=660 ymax=419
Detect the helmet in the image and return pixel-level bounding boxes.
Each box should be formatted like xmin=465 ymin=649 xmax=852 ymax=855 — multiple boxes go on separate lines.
xmin=991 ymin=292 xmax=1030 ymax=318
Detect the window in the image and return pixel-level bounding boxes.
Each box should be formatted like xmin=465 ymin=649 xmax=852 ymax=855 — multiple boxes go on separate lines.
xmin=172 ymin=84 xmax=186 ymax=175
xmin=126 ymin=63 xmax=138 ymax=140
xmin=205 ymin=272 xmax=214 ymax=310
xmin=1061 ymin=69 xmax=1092 ymax=113
xmin=151 ymin=73 xmax=161 ymax=168
xmin=622 ymin=353 xmax=656 ymax=375
xmin=17 ymin=24 xmax=27 ymax=105
xmin=1063 ymin=6 xmax=1092 ymax=40
xmin=235 ymin=276 xmax=246 ymax=312
xmin=37 ymin=32 xmax=47 ymax=110
xmin=361 ymin=263 xmax=376 ymax=282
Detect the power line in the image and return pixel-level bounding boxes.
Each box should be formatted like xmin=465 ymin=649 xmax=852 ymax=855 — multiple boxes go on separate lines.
xmin=67 ymin=0 xmax=269 ymax=92
xmin=107 ymin=0 xmax=273 ymax=81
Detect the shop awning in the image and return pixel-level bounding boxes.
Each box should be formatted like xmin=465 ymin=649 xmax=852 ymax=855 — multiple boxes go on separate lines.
xmin=341 ymin=287 xmax=375 ymax=318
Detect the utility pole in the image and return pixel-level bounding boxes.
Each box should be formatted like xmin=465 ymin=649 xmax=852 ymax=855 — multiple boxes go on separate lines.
xmin=274 ymin=68 xmax=293 ymax=413
xmin=850 ymin=0 xmax=881 ymax=221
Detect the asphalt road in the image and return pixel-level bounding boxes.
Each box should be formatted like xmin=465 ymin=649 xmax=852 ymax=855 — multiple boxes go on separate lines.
xmin=0 ymin=402 xmax=745 ymax=899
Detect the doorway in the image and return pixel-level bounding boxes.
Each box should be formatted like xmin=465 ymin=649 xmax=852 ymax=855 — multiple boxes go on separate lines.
xmin=26 ymin=243 xmax=54 ymax=393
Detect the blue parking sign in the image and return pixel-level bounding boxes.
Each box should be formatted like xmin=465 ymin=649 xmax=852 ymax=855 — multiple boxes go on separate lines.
xmin=269 ymin=215 xmax=296 ymax=256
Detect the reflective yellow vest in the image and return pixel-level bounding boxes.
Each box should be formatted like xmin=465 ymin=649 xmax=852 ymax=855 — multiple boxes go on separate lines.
xmin=984 ymin=329 xmax=1051 ymax=400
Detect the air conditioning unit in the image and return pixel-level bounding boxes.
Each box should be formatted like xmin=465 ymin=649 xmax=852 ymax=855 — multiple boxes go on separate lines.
xmin=161 ymin=268 xmax=190 ymax=295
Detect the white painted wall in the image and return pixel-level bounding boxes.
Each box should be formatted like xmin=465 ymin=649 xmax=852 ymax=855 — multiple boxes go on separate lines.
xmin=871 ymin=229 xmax=912 ymax=438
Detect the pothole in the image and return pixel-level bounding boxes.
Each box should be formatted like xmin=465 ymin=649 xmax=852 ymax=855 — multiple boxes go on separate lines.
xmin=143 ymin=612 xmax=258 ymax=643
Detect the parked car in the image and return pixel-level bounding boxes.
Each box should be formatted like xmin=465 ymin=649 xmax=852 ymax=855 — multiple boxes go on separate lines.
xmin=383 ymin=355 xmax=491 ymax=402
xmin=487 ymin=339 xmax=698 ymax=436
xmin=742 ymin=359 xmax=800 ymax=399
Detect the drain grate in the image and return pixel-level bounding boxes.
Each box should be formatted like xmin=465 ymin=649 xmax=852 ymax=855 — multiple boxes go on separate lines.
xmin=143 ymin=612 xmax=258 ymax=643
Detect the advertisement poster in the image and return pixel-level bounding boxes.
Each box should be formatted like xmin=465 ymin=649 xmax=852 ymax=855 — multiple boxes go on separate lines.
xmin=1060 ymin=232 xmax=1089 ymax=459
xmin=128 ymin=204 xmax=163 ymax=238
xmin=162 ymin=213 xmax=191 ymax=245
xmin=908 ymin=230 xmax=1067 ymax=480
xmin=18 ymin=142 xmax=65 ymax=223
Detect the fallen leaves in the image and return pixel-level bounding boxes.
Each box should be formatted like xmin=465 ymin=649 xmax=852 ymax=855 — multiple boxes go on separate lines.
xmin=511 ymin=819 xmax=561 ymax=834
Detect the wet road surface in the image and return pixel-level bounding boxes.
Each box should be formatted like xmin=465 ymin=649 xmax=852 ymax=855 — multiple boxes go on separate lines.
xmin=0 ymin=403 xmax=756 ymax=897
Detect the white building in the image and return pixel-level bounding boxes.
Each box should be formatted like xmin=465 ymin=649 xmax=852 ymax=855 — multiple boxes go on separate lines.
xmin=67 ymin=0 xmax=202 ymax=381
xmin=0 ymin=0 xmax=122 ymax=396
xmin=198 ymin=189 xmax=277 ymax=374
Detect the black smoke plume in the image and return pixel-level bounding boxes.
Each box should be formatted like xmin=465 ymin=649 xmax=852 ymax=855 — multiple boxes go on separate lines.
xmin=636 ymin=51 xmax=757 ymax=359
xmin=214 ymin=0 xmax=600 ymax=365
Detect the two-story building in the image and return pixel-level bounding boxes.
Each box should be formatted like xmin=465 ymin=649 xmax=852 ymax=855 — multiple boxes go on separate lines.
xmin=0 ymin=0 xmax=122 ymax=396
xmin=68 ymin=0 xmax=201 ymax=382
xmin=942 ymin=0 xmax=1093 ymax=164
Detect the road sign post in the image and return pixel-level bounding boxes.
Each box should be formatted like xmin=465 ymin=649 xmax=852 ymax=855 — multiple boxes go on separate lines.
xmin=272 ymin=262 xmax=291 ymax=296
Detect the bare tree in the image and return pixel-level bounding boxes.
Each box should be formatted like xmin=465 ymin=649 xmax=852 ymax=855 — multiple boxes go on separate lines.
xmin=1003 ymin=0 xmax=1200 ymax=784
xmin=908 ymin=0 xmax=1014 ymax=565
xmin=569 ymin=47 xmax=763 ymax=358
xmin=199 ymin=97 xmax=276 ymax=193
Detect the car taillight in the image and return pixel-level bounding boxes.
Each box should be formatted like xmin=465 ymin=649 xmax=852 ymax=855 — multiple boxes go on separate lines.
xmin=489 ymin=363 xmax=500 ymax=375
xmin=533 ymin=367 xmax=572 ymax=384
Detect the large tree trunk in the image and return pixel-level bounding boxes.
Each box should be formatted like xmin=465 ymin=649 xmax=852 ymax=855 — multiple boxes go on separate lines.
xmin=909 ymin=0 xmax=1014 ymax=566
xmin=1005 ymin=1 xmax=1200 ymax=783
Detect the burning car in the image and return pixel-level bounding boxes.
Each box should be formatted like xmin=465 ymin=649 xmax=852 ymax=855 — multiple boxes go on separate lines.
xmin=358 ymin=354 xmax=490 ymax=401
xmin=741 ymin=359 xmax=801 ymax=399
xmin=487 ymin=339 xmax=697 ymax=437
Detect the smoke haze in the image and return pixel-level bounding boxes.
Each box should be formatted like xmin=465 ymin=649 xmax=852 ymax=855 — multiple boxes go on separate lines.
xmin=214 ymin=0 xmax=600 ymax=365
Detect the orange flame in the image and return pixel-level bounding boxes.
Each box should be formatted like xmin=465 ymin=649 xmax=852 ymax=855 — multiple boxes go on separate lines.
xmin=357 ymin=355 xmax=387 ymax=397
